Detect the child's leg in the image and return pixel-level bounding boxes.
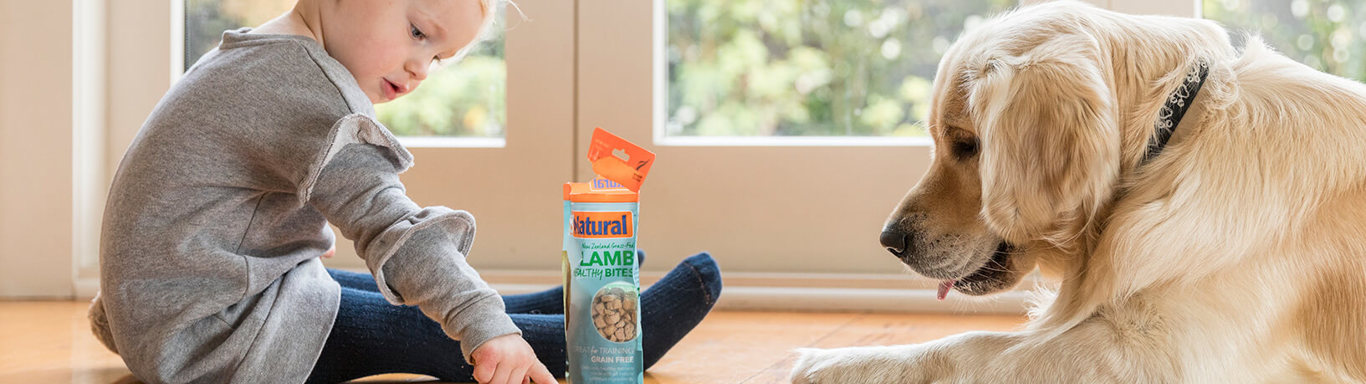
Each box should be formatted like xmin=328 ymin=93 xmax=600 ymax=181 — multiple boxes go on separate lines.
xmin=305 ymin=286 xmax=567 ymax=383
xmin=307 ymin=252 xmax=720 ymax=382
xmin=327 ymin=267 xmax=564 ymax=314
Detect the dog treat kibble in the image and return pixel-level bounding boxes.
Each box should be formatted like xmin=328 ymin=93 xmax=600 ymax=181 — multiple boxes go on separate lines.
xmin=592 ymin=287 xmax=639 ymax=342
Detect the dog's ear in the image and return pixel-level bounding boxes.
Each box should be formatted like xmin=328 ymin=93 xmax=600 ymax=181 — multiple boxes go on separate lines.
xmin=968 ymin=54 xmax=1119 ymax=246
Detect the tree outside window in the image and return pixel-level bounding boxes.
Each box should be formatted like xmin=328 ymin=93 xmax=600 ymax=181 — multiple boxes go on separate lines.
xmin=665 ymin=0 xmax=1016 ymax=137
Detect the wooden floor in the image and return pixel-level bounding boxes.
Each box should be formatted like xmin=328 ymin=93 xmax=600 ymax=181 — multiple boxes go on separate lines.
xmin=0 ymin=301 xmax=1026 ymax=383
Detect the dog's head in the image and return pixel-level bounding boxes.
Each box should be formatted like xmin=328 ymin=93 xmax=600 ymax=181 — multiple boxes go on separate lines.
xmin=882 ymin=2 xmax=1121 ymax=297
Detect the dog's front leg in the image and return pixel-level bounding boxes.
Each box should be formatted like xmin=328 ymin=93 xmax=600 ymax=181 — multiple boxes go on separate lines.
xmin=791 ymin=318 xmax=1168 ymax=384
xmin=789 ymin=331 xmax=1021 ymax=384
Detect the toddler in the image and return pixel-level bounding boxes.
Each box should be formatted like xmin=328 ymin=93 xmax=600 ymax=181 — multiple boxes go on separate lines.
xmin=87 ymin=1 xmax=722 ymax=383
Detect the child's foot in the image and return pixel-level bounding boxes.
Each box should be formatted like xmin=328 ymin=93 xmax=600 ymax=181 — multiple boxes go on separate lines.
xmin=641 ymin=252 xmax=722 ymax=369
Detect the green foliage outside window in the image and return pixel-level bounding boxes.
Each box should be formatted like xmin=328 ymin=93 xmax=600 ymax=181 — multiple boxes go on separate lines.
xmin=664 ymin=0 xmax=1015 ymax=137
xmin=1205 ymin=0 xmax=1366 ymax=82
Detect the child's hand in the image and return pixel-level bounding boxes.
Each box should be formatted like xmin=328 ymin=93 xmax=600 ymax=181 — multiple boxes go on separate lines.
xmin=470 ymin=334 xmax=556 ymax=384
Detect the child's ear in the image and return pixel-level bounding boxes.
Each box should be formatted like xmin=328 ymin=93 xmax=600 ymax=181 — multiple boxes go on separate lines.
xmin=967 ymin=54 xmax=1120 ymax=245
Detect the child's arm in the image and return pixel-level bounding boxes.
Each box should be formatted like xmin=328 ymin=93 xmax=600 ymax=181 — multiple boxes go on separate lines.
xmin=307 ymin=140 xmax=520 ymax=362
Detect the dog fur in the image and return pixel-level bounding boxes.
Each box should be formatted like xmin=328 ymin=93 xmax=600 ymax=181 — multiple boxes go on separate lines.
xmin=790 ymin=1 xmax=1366 ymax=382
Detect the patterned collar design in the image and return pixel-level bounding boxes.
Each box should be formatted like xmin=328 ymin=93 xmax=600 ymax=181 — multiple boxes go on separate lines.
xmin=1144 ymin=59 xmax=1211 ymax=164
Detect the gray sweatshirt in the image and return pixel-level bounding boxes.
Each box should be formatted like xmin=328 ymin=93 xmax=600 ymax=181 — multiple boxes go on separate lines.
xmin=87 ymin=28 xmax=521 ymax=384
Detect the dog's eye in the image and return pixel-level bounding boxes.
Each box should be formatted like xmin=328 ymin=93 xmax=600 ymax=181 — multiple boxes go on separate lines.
xmin=952 ymin=138 xmax=979 ymax=159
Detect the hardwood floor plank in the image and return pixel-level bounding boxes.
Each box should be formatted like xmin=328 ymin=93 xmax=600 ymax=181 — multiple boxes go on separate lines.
xmin=643 ymin=311 xmax=860 ymax=384
xmin=0 ymin=301 xmax=131 ymax=383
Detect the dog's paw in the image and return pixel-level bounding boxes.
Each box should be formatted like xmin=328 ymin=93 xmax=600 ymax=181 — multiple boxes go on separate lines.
xmin=790 ymin=348 xmax=843 ymax=384
xmin=790 ymin=345 xmax=935 ymax=384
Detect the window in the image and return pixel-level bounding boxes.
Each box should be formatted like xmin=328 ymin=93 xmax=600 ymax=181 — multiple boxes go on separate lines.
xmin=183 ymin=0 xmax=507 ymax=138
xmin=1204 ymin=0 xmax=1366 ymax=82
xmin=664 ymin=0 xmax=1015 ymax=137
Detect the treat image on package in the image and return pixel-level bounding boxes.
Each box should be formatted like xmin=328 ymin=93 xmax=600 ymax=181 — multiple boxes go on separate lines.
xmin=562 ymin=128 xmax=655 ymax=384
xmin=593 ymin=283 xmax=639 ymax=342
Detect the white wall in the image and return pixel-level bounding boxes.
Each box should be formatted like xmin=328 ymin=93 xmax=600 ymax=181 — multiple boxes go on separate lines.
xmin=0 ymin=0 xmax=76 ymax=298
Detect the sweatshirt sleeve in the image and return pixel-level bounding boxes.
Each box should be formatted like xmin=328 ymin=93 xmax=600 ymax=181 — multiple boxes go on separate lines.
xmin=303 ymin=114 xmax=521 ymax=361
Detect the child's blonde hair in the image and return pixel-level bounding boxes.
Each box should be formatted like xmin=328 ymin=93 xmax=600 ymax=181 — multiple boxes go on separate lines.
xmin=444 ymin=0 xmax=520 ymax=66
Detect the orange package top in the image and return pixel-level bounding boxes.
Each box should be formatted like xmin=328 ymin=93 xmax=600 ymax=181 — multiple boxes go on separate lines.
xmin=586 ymin=127 xmax=654 ymax=193
xmin=563 ymin=178 xmax=638 ymax=203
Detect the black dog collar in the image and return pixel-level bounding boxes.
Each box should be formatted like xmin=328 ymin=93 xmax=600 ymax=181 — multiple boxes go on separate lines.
xmin=1143 ymin=59 xmax=1210 ymax=164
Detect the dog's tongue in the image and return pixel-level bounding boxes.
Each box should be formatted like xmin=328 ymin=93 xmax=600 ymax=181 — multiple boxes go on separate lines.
xmin=937 ymin=280 xmax=956 ymax=301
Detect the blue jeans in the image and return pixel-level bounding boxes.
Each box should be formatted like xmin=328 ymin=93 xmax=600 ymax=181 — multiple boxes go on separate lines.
xmin=306 ymin=252 xmax=721 ymax=383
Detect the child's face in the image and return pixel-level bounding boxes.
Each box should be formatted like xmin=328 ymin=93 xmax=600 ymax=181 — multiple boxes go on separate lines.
xmin=322 ymin=0 xmax=485 ymax=104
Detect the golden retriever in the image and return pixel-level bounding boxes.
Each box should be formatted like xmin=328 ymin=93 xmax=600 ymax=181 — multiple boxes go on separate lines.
xmin=791 ymin=1 xmax=1366 ymax=382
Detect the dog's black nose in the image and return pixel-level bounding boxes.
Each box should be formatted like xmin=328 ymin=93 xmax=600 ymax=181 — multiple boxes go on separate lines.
xmin=880 ymin=229 xmax=911 ymax=256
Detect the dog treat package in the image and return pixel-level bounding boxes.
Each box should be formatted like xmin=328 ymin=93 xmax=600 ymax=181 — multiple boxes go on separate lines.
xmin=563 ymin=128 xmax=655 ymax=384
